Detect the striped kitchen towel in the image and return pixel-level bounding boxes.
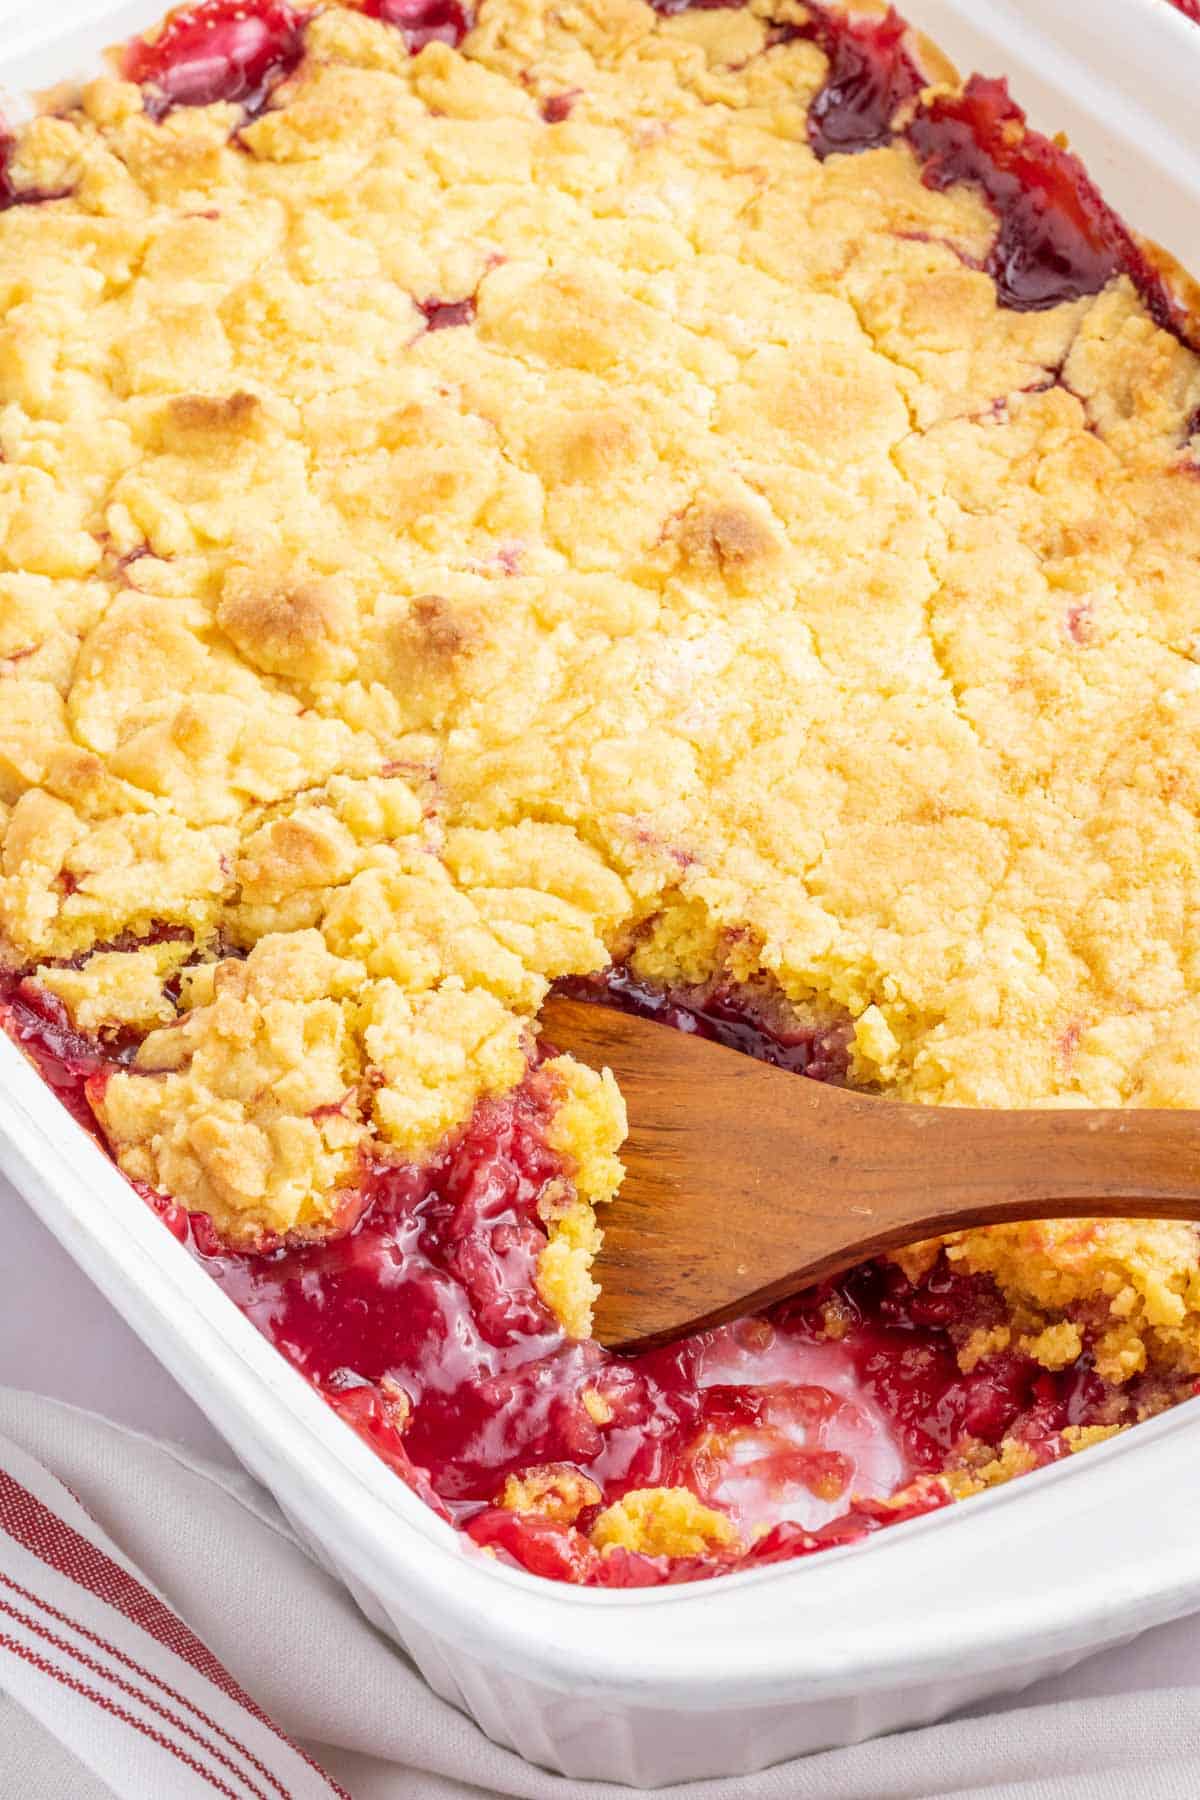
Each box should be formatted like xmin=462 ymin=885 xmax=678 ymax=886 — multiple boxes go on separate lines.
xmin=0 ymin=1424 xmax=343 ymax=1799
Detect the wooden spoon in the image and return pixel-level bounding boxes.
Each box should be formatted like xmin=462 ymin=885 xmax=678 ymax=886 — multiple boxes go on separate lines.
xmin=538 ymin=995 xmax=1200 ymax=1353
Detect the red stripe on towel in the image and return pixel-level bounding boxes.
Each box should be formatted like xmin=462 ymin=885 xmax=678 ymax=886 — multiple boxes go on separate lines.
xmin=0 ymin=1631 xmax=244 ymax=1798
xmin=0 ymin=1569 xmax=293 ymax=1800
xmin=0 ymin=1469 xmax=349 ymax=1797
xmin=0 ymin=1593 xmax=273 ymax=1799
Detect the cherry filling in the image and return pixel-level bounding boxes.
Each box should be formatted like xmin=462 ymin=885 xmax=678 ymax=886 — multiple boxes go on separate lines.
xmin=907 ymin=76 xmax=1187 ymax=325
xmin=0 ymin=979 xmax=125 ymax=1133
xmin=788 ymin=6 xmax=923 ymax=161
xmin=651 ymin=0 xmax=921 ymax=158
xmin=2 ymin=957 xmax=1130 ymax=1587
xmin=418 ymin=296 xmax=476 ymax=331
xmin=650 ymin=0 xmax=737 ymax=13
xmin=361 ymin=0 xmax=474 ymax=52
xmin=555 ymin=967 xmax=852 ymax=1080
xmin=118 ymin=0 xmax=475 ymax=119
xmin=0 ymin=133 xmax=20 ymax=211
xmin=650 ymin=1 xmax=1192 ymax=334
xmin=121 ymin=1 xmax=307 ymax=118
xmin=541 ymin=93 xmax=579 ymax=124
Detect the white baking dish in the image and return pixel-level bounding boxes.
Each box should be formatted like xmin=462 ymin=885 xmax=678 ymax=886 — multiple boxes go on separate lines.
xmin=3 ymin=0 xmax=1200 ymax=1783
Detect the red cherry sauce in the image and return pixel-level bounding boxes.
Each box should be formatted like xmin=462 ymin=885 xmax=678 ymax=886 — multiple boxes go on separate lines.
xmin=122 ymin=1 xmax=307 ymax=119
xmin=789 ymin=6 xmax=923 ymax=160
xmin=361 ymin=0 xmax=473 ymax=52
xmin=541 ymin=92 xmax=579 ymax=125
xmin=652 ymin=1 xmax=920 ymax=157
xmin=0 ymin=977 xmax=124 ymax=1133
xmin=0 ymin=924 xmax=206 ymax=1128
xmin=0 ymin=134 xmax=15 ymax=211
xmin=554 ymin=966 xmax=852 ymax=1081
xmin=907 ymin=76 xmax=1188 ymax=327
xmin=418 ymin=296 xmax=476 ymax=330
xmin=1184 ymin=407 xmax=1200 ymax=471
xmin=2 ymin=951 xmax=1124 ymax=1586
xmin=650 ymin=0 xmax=739 ymax=14
xmin=0 ymin=128 xmax=73 ymax=212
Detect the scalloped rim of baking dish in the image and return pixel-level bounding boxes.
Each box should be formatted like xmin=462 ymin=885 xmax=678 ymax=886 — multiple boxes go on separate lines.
xmin=3 ymin=0 xmax=1200 ymax=1721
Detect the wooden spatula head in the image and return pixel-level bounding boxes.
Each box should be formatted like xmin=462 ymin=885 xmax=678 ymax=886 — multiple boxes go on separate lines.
xmin=538 ymin=996 xmax=1200 ymax=1352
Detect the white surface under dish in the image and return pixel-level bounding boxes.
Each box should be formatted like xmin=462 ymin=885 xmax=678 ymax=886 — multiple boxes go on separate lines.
xmin=2 ymin=0 xmax=1200 ymax=1784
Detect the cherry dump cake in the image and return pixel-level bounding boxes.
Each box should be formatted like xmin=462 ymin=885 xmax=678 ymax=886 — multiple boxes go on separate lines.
xmin=3 ymin=0 xmax=1200 ymax=1587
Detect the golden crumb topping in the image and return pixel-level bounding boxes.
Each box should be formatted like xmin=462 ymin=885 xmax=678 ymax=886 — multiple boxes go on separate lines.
xmin=3 ymin=0 xmax=1200 ymax=1366
xmin=498 ymin=1461 xmax=602 ymax=1524
xmin=590 ymin=1484 xmax=739 ymax=1557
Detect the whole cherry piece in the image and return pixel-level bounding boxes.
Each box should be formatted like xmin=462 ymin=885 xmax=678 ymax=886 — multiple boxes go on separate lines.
xmin=801 ymin=7 xmax=923 ymax=161
xmin=122 ymin=0 xmax=306 ymax=116
xmin=363 ymin=0 xmax=473 ymax=51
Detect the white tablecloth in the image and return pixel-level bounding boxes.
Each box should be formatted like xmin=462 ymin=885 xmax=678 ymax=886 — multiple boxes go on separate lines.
xmin=0 ymin=1170 xmax=234 ymax=1465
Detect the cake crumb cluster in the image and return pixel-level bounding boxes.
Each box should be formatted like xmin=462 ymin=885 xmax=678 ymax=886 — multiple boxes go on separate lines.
xmin=3 ymin=0 xmax=1200 ymax=1566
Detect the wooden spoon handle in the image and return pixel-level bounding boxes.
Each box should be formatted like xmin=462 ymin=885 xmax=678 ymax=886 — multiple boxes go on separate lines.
xmin=806 ymin=1098 xmax=1200 ymax=1232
